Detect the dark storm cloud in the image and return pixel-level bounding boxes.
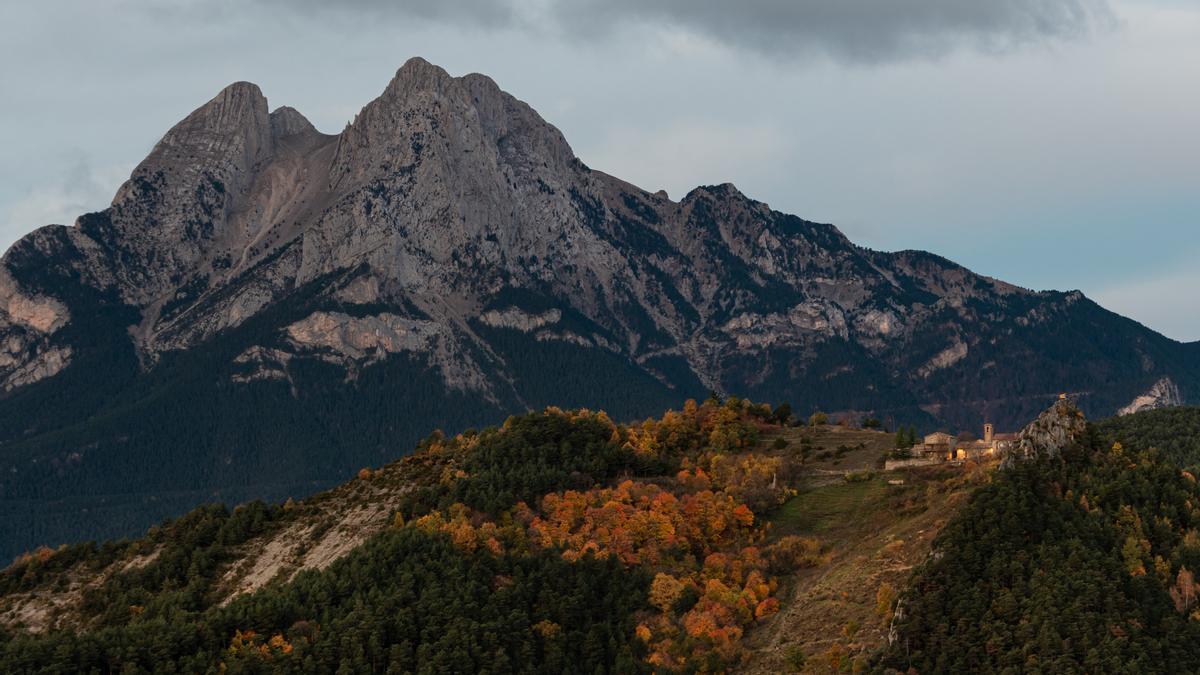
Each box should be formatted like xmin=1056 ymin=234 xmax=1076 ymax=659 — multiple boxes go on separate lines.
xmin=562 ymin=0 xmax=1115 ymax=61
xmin=260 ymin=0 xmax=1114 ymax=62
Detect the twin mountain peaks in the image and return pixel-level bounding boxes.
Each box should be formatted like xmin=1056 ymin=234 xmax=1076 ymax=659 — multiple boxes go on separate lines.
xmin=0 ymin=57 xmax=1195 ymax=554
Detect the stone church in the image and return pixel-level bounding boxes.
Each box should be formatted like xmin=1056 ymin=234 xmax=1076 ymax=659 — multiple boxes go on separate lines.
xmin=909 ymin=423 xmax=1017 ymax=462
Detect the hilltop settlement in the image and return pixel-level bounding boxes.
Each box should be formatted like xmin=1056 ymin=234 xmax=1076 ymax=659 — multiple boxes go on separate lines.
xmin=885 ymin=422 xmax=1018 ymax=469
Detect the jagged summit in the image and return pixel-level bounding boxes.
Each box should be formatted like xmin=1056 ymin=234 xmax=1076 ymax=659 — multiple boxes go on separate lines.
xmin=381 ymin=56 xmax=455 ymax=97
xmin=219 ymin=80 xmax=266 ymax=98
xmin=684 ymin=182 xmax=745 ymax=198
xmin=191 ymin=80 xmax=269 ymax=123
xmin=331 ymin=54 xmax=576 ymax=197
xmin=143 ymin=80 xmax=272 ymax=169
xmin=269 ymin=106 xmax=319 ymax=138
xmin=377 ymin=57 xmax=506 ymax=104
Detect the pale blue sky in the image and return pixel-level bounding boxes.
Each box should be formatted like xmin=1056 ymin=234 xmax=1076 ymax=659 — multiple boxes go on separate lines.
xmin=1 ymin=0 xmax=1196 ymax=340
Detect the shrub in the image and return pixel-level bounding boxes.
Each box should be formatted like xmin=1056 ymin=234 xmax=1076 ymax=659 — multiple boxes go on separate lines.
xmin=784 ymin=644 xmax=807 ymax=672
xmin=767 ymin=536 xmax=824 ymax=572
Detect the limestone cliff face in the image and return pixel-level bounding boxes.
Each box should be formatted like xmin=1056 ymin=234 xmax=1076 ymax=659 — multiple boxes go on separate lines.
xmin=1002 ymin=398 xmax=1089 ymax=467
xmin=0 ymin=267 xmax=71 ymax=390
xmin=1119 ymin=377 xmax=1183 ymax=416
xmin=100 ymin=81 xmax=275 ymax=304
xmin=0 ymin=57 xmax=1196 ymax=428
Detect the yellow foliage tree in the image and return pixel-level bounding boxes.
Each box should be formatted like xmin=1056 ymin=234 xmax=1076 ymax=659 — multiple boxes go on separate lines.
xmin=649 ymin=573 xmax=686 ymax=613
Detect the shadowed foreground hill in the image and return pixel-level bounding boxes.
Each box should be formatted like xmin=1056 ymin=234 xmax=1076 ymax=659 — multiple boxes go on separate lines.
xmin=3 ymin=402 xmax=1200 ymax=672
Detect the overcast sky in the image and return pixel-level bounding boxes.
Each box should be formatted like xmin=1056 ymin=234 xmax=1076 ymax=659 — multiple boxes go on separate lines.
xmin=1 ymin=0 xmax=1197 ymax=340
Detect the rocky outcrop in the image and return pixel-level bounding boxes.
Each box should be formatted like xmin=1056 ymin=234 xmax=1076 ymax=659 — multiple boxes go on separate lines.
xmin=1002 ymin=398 xmax=1089 ymax=467
xmin=478 ymin=307 xmax=562 ymax=332
xmin=0 ymin=267 xmax=71 ymax=390
xmin=0 ymin=270 xmax=68 ymax=335
xmin=917 ymin=341 xmax=968 ymax=378
xmin=1 ymin=345 xmax=72 ymax=392
xmin=1118 ymin=377 xmax=1182 ymax=416
xmin=100 ymin=81 xmax=275 ymax=306
xmin=236 ymin=311 xmax=490 ymax=392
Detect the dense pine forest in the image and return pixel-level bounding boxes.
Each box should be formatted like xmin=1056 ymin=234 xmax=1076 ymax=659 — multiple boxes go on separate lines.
xmin=883 ymin=406 xmax=1200 ymax=673
xmin=1093 ymin=406 xmax=1200 ymax=469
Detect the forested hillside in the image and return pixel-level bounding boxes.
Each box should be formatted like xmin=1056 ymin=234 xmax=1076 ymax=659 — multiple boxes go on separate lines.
xmin=7 ymin=400 xmax=1200 ymax=672
xmin=0 ymin=399 xmax=816 ymax=672
xmin=0 ymin=272 xmax=691 ymax=562
xmin=883 ymin=407 xmax=1200 ymax=673
xmin=1093 ymin=406 xmax=1200 ymax=469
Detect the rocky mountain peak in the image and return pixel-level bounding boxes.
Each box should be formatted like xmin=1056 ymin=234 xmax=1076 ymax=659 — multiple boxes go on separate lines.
xmin=269 ymin=106 xmax=317 ymax=139
xmin=72 ymin=80 xmax=281 ymax=308
xmin=381 ymin=56 xmax=456 ymax=99
xmin=684 ymin=182 xmax=747 ymax=202
xmin=131 ymin=81 xmax=272 ymax=182
xmin=329 ymin=56 xmax=576 ymax=194
xmin=681 ymin=183 xmax=770 ymax=226
xmin=209 ymin=81 xmax=268 ymax=117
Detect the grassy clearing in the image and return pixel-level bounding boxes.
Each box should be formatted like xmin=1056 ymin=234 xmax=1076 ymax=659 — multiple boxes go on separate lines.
xmin=761 ymin=424 xmax=898 ymax=474
xmin=739 ymin=462 xmax=991 ymax=674
xmin=767 ymin=479 xmax=889 ymax=541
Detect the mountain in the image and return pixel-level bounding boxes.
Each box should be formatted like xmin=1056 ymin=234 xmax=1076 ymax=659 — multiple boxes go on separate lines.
xmin=0 ymin=57 xmax=1197 ymax=556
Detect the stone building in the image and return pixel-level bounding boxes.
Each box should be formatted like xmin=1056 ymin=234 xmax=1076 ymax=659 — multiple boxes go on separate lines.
xmin=954 ymin=423 xmax=1018 ymax=460
xmin=909 ymin=432 xmax=954 ymax=462
xmin=891 ymin=424 xmax=1016 ymax=469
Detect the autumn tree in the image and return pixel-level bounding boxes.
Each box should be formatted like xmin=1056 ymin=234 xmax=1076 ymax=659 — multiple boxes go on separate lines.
xmin=773 ymin=402 xmax=793 ymax=426
xmin=650 ymin=573 xmax=686 ymax=613
xmin=876 ymin=582 xmax=897 ymax=626
xmin=1172 ymin=568 xmax=1200 ymax=614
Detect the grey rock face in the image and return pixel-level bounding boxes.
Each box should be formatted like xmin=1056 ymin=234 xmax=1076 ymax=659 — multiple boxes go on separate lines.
xmin=0 ymin=266 xmax=72 ymax=390
xmin=0 ymin=57 xmax=1195 ymax=429
xmin=1118 ymin=377 xmax=1183 ymax=416
xmin=1002 ymin=398 xmax=1089 ymax=467
xmin=105 ymin=81 xmax=274 ymax=305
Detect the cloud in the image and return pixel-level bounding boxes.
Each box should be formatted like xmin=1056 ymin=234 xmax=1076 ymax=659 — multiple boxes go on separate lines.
xmin=244 ymin=0 xmax=1115 ymax=63
xmin=263 ymin=0 xmax=518 ymax=27
xmin=562 ymin=0 xmax=1115 ymax=62
xmin=2 ymin=155 xmax=128 ymax=235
